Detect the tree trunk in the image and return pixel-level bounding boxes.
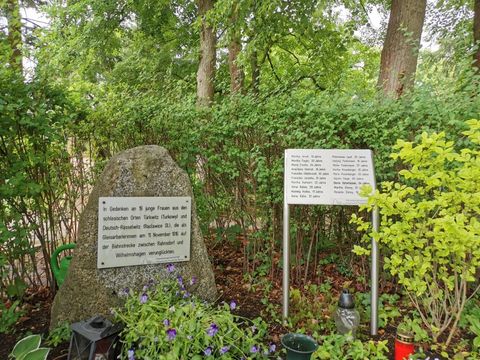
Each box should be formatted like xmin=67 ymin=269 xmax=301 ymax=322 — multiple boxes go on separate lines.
xmin=228 ymin=5 xmax=244 ymax=94
xmin=5 ymin=0 xmax=23 ymax=74
xmin=377 ymin=0 xmax=426 ymax=98
xmin=196 ymin=0 xmax=216 ymax=107
xmin=228 ymin=39 xmax=244 ymax=94
xmin=474 ymin=0 xmax=480 ymax=70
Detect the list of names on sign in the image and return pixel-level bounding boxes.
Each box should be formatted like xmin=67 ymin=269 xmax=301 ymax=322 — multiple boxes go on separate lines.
xmin=97 ymin=197 xmax=191 ymax=269
xmin=284 ymin=149 xmax=375 ymax=205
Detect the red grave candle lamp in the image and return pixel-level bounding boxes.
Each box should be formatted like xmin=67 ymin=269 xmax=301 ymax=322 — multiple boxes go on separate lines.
xmin=395 ymin=330 xmax=414 ymax=360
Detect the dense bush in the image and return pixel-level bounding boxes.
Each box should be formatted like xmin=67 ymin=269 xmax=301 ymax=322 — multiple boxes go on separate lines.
xmin=88 ymin=84 xmax=479 ymax=284
xmin=2 ymin=69 xmax=480 ymax=297
xmin=0 ymin=68 xmax=90 ymax=296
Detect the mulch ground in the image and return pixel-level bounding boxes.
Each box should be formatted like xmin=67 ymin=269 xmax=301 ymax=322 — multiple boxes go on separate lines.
xmin=0 ymin=239 xmax=462 ymax=359
xmin=0 ymin=287 xmax=70 ymax=360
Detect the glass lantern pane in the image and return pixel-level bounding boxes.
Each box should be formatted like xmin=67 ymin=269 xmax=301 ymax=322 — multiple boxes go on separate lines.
xmin=70 ymin=334 xmax=93 ymax=360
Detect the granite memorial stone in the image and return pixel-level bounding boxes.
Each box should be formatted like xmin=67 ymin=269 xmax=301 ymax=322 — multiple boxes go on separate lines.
xmin=50 ymin=145 xmax=217 ymax=328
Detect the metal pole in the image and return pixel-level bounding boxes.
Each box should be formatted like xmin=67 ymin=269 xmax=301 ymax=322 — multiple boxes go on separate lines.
xmin=282 ymin=202 xmax=290 ymax=320
xmin=371 ymin=206 xmax=379 ymax=336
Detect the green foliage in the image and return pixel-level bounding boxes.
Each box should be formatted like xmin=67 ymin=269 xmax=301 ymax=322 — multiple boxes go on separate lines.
xmin=351 ymin=119 xmax=480 ymax=343
xmin=311 ymin=334 xmax=389 ymax=360
xmin=459 ymin=297 xmax=480 ymax=329
xmin=466 ymin=315 xmax=480 ymax=351
xmin=58 ymin=82 xmax=480 ymax=287
xmin=397 ymin=315 xmax=431 ymax=343
xmin=287 ymin=284 xmax=336 ymax=334
xmin=0 ymin=65 xmax=89 ymax=296
xmin=0 ymin=300 xmax=24 ymax=334
xmin=114 ymin=265 xmax=275 ymax=359
xmin=456 ymin=296 xmax=480 ymax=351
xmin=356 ymin=292 xmax=401 ymax=329
xmin=47 ymin=322 xmax=71 ymax=347
xmin=9 ymin=334 xmax=50 ymax=360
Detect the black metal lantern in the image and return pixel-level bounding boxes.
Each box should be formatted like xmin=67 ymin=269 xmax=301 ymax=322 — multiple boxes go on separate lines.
xmin=68 ymin=315 xmax=122 ymax=360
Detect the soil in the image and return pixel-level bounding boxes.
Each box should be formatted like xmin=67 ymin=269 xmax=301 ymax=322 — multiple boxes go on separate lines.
xmin=0 ymin=240 xmax=469 ymax=359
xmin=0 ymin=287 xmax=70 ymax=360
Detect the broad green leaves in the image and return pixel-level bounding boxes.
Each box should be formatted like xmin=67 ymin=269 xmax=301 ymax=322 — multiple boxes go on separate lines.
xmin=352 ymin=120 xmax=480 ymax=343
xmin=10 ymin=334 xmax=50 ymax=360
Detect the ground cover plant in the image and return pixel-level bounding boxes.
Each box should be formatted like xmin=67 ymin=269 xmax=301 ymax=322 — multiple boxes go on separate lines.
xmin=312 ymin=334 xmax=389 ymax=360
xmin=9 ymin=334 xmax=49 ymax=360
xmin=114 ymin=264 xmax=276 ymax=359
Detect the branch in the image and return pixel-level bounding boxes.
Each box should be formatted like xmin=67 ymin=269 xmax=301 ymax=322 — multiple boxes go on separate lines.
xmin=277 ymin=44 xmax=300 ymax=65
xmin=296 ymin=75 xmax=326 ymax=91
xmin=266 ymin=51 xmax=281 ymax=84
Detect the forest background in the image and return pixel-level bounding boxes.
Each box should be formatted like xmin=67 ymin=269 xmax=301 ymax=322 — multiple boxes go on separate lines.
xmin=1 ymin=0 xmax=480 ymax=356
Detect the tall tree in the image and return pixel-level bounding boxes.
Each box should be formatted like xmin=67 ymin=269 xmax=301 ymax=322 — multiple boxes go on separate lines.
xmin=3 ymin=0 xmax=23 ymax=73
xmin=378 ymin=0 xmax=427 ymax=97
xmin=474 ymin=0 xmax=480 ymax=69
xmin=227 ymin=3 xmax=244 ymax=94
xmin=196 ymin=0 xmax=216 ymax=106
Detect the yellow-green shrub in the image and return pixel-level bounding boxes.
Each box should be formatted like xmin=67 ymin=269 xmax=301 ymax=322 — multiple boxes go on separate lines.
xmin=352 ymin=120 xmax=480 ymax=345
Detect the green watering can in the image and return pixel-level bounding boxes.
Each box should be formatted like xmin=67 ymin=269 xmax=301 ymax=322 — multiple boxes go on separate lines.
xmin=50 ymin=243 xmax=76 ymax=287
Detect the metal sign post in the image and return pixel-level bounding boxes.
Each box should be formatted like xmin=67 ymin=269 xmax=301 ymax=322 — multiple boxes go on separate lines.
xmin=282 ymin=201 xmax=290 ymax=319
xmin=371 ymin=206 xmax=380 ymax=335
xmin=282 ymin=149 xmax=379 ymax=335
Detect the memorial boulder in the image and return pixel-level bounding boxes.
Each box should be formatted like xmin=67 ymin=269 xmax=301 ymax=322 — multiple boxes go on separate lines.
xmin=50 ymin=145 xmax=217 ymax=328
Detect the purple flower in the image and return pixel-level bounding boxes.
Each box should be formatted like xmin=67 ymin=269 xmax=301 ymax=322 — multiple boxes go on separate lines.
xmin=127 ymin=349 xmax=135 ymax=360
xmin=220 ymin=346 xmax=230 ymax=355
xmin=163 ymin=319 xmax=170 ymax=326
xmin=177 ymin=275 xmax=184 ymax=286
xmin=183 ymin=291 xmax=190 ymax=298
xmin=167 ymin=263 xmax=175 ymax=273
xmin=204 ymin=347 xmax=213 ymax=356
xmin=269 ymin=343 xmax=276 ymax=353
xmin=120 ymin=287 xmax=130 ymax=296
xmin=250 ymin=345 xmax=258 ymax=353
xmin=142 ymin=280 xmax=154 ymax=291
xmin=207 ymin=323 xmax=219 ymax=337
xmin=140 ymin=293 xmax=148 ymax=304
xmin=230 ymin=300 xmax=236 ymax=310
xmin=190 ymin=277 xmax=197 ymax=285
xmin=166 ymin=328 xmax=177 ymax=341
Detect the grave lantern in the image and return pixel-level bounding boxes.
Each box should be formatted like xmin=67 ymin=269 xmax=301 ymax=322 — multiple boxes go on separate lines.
xmin=67 ymin=315 xmax=122 ymax=360
xmin=334 ymin=289 xmax=360 ymax=338
xmin=394 ymin=330 xmax=414 ymax=360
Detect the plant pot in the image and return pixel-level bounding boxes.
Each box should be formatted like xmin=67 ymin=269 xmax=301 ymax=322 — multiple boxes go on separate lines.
xmin=281 ymin=333 xmax=318 ymax=360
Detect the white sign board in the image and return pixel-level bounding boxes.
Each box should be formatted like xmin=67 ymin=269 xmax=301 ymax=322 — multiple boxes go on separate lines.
xmin=284 ymin=149 xmax=375 ymax=205
xmin=97 ymin=197 xmax=191 ymax=269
